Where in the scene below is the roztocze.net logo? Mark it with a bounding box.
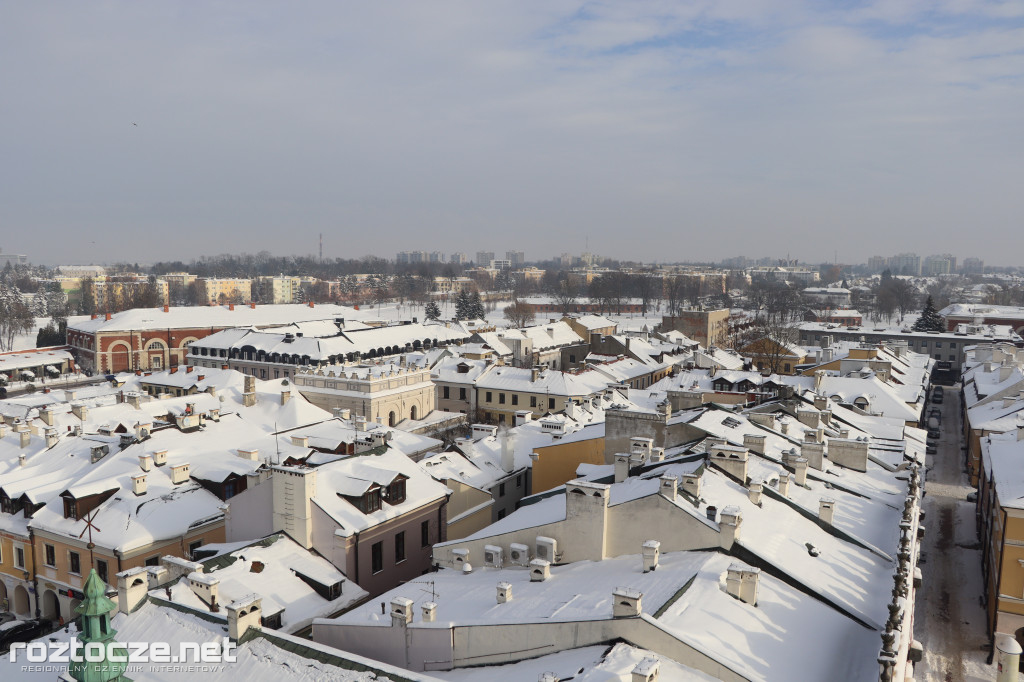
[9,637,238,664]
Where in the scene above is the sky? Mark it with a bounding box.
[2,1,1024,266]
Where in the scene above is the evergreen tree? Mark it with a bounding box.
[425,301,441,321]
[469,291,485,319]
[912,296,945,332]
[454,290,470,320]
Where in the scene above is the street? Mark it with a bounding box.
[914,385,994,681]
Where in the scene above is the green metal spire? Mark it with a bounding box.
[69,569,130,682]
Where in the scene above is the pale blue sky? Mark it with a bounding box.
[2,1,1023,265]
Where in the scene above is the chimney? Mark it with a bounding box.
[813,395,827,410]
[496,582,512,604]
[719,506,742,548]
[1000,365,1014,383]
[152,449,168,466]
[355,417,368,432]
[421,602,437,623]
[742,434,766,454]
[531,367,539,382]
[237,448,259,461]
[39,407,54,426]
[170,462,190,484]
[679,473,700,499]
[779,420,790,435]
[226,596,262,641]
[91,313,98,320]
[659,474,678,500]
[186,366,193,373]
[280,391,292,406]
[819,498,836,525]
[514,410,533,426]
[642,540,660,573]
[649,447,665,462]
[163,304,169,312]
[116,567,150,615]
[19,430,31,448]
[631,658,660,682]
[105,312,112,321]
[612,587,642,618]
[71,403,89,421]
[228,304,234,311]
[132,473,148,496]
[250,302,256,309]
[127,393,142,409]
[500,429,515,473]
[614,453,631,483]
[271,466,318,549]
[777,472,791,498]
[802,442,824,471]
[725,563,760,605]
[139,454,153,471]
[709,445,749,483]
[390,597,413,627]
[530,559,551,582]
[18,453,26,467]
[290,435,309,448]
[45,428,59,448]
[748,479,763,506]
[792,456,808,486]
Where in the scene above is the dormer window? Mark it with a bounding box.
[359,488,382,514]
[64,497,79,520]
[387,478,407,505]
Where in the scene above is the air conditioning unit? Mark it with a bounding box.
[483,545,503,568]
[536,536,557,563]
[509,543,530,567]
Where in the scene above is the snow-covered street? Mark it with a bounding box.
[915,385,997,681]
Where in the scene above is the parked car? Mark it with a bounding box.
[926,445,937,455]
[0,619,52,653]
[927,429,940,440]
[928,408,942,422]
[933,393,944,404]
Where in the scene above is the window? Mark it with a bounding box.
[548,398,555,409]
[486,391,493,403]
[15,547,25,569]
[949,355,956,361]
[63,497,78,521]
[935,342,942,348]
[512,394,518,406]
[442,386,450,399]
[371,541,383,574]
[516,474,522,488]
[530,396,537,408]
[97,559,108,583]
[387,479,406,505]
[395,531,406,563]
[499,393,506,404]
[459,387,467,400]
[361,488,383,513]
[569,354,576,363]
[69,551,81,575]
[498,483,506,497]
[44,544,56,567]
[145,556,160,567]
[497,509,506,520]
[421,520,430,547]
[189,540,203,558]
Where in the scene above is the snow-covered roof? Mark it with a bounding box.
[70,303,367,334]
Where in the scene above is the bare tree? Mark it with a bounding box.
[503,300,536,328]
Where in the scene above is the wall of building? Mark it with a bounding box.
[531,434,606,493]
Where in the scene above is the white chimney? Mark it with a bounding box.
[500,429,515,473]
[642,540,660,573]
[614,453,631,483]
[496,581,512,604]
[152,449,168,466]
[132,474,148,496]
[819,498,836,526]
[19,430,31,448]
[237,448,259,460]
[612,587,642,618]
[281,391,292,406]
[139,454,153,471]
[290,435,309,448]
[530,559,551,582]
[170,462,190,485]
[792,456,808,486]
[39,407,55,426]
[18,453,26,467]
[421,602,437,623]
[748,479,763,506]
[777,472,791,498]
[680,473,700,499]
[44,428,59,448]
[116,567,150,615]
[726,563,761,605]
[226,596,262,641]
[390,597,413,627]
[719,506,742,548]
[659,474,678,501]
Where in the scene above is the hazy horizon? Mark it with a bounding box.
[2,2,1023,265]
